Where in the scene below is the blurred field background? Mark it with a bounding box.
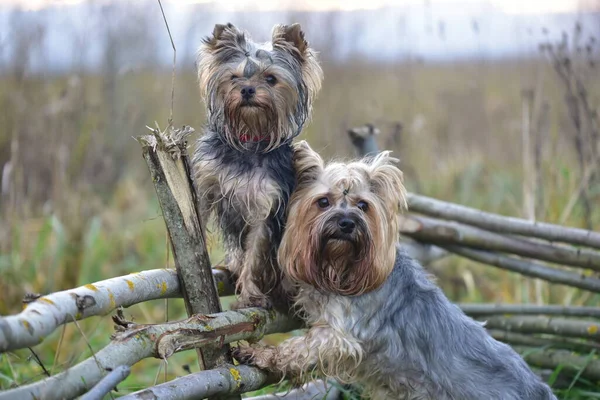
[0,0,599,397]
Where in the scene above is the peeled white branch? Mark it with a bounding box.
[407,193,600,249]
[0,268,234,353]
[0,308,300,400]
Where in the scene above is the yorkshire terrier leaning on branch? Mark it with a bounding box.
[192,23,322,310]
[234,141,557,400]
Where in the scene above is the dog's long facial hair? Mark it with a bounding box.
[193,24,322,310]
[197,23,322,152]
[280,141,404,297]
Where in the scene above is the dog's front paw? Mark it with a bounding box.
[232,345,257,365]
[232,344,277,370]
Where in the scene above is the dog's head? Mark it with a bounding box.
[197,23,323,152]
[278,141,407,296]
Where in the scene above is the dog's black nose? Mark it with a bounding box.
[241,86,256,100]
[338,218,356,234]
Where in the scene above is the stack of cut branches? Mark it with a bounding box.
[399,198,600,382]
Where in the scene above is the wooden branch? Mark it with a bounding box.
[481,316,600,340]
[0,308,300,400]
[407,193,600,249]
[489,330,600,354]
[0,268,234,353]
[139,124,232,374]
[0,245,437,353]
[80,365,130,400]
[513,346,600,381]
[245,381,342,400]
[399,237,449,265]
[347,124,380,157]
[460,303,600,319]
[400,214,600,271]
[441,245,600,293]
[119,365,273,400]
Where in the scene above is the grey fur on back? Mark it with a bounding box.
[306,246,557,399]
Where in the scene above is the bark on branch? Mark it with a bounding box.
[0,245,437,354]
[514,346,600,382]
[0,268,233,353]
[407,193,600,249]
[400,214,600,271]
[0,308,300,400]
[80,365,131,400]
[139,124,231,373]
[481,315,600,340]
[441,245,600,293]
[245,380,342,400]
[119,365,274,400]
[489,330,600,354]
[460,303,600,319]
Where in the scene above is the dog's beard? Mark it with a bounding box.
[306,220,376,296]
[222,92,291,152]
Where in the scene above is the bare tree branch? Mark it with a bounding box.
[0,243,440,355]
[119,365,274,400]
[441,245,600,293]
[399,237,449,265]
[245,380,342,400]
[460,303,600,319]
[514,346,600,381]
[140,124,233,373]
[0,268,234,353]
[80,365,130,400]
[407,193,600,249]
[481,316,600,340]
[0,268,177,352]
[400,214,600,271]
[0,308,300,400]
[489,330,600,354]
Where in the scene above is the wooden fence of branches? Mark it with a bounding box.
[1,124,600,399]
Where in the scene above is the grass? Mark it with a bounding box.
[1,54,599,398]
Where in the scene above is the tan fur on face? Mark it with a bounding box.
[278,140,407,296]
[196,23,323,152]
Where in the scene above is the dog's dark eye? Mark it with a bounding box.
[357,200,369,212]
[316,197,330,209]
[231,75,238,81]
[265,75,277,85]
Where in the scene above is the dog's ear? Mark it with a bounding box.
[293,140,323,186]
[272,23,309,62]
[367,151,408,213]
[202,23,246,52]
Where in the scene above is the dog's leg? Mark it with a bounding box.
[231,222,273,309]
[233,325,363,381]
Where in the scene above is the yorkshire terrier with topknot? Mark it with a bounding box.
[234,141,556,399]
[193,24,322,310]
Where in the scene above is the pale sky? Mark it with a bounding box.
[0,0,586,14]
